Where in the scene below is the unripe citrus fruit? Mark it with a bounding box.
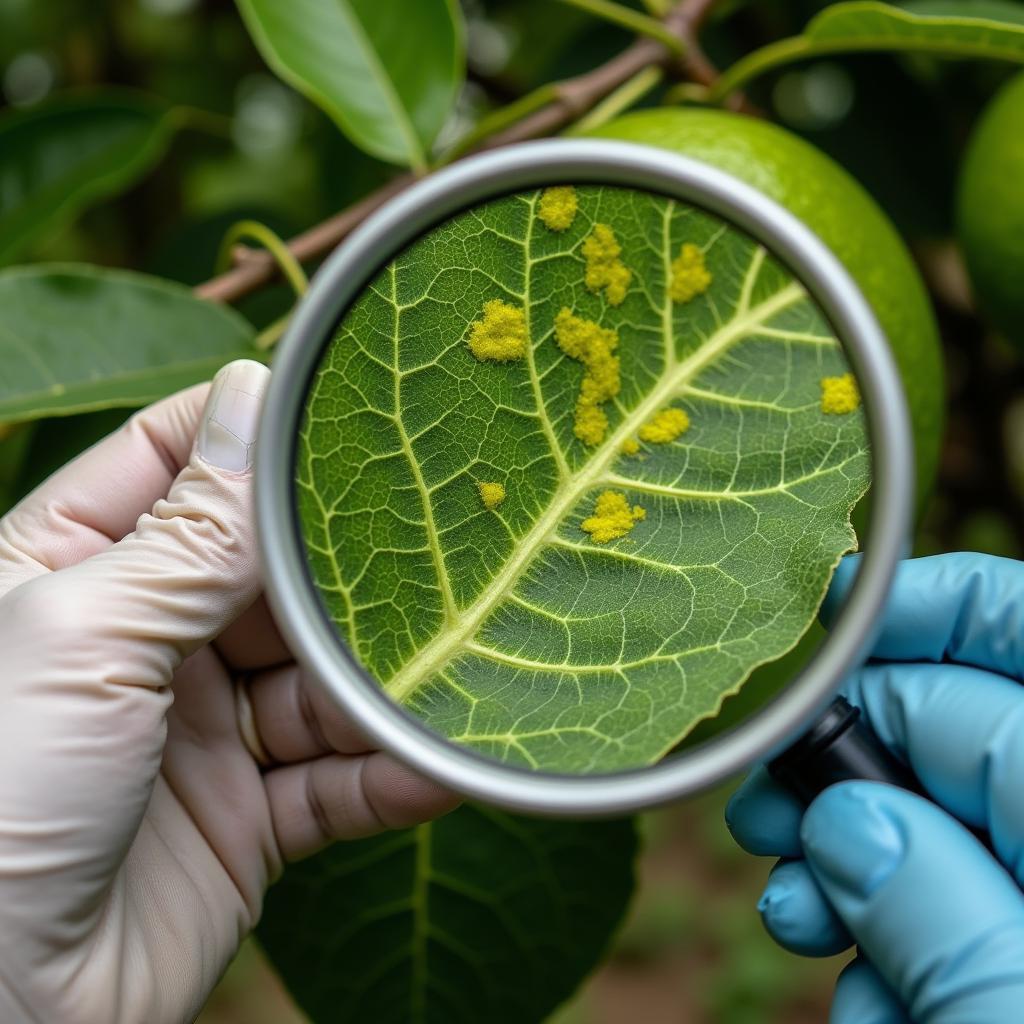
[587,108,945,506]
[957,71,1024,348]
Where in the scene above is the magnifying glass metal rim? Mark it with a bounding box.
[256,138,914,818]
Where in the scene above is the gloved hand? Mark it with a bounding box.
[727,552,1024,1023]
[0,361,458,1024]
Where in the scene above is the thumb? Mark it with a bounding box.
[53,358,270,687]
[803,782,1024,1023]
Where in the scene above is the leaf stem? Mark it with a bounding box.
[662,80,712,104]
[443,84,560,162]
[254,313,291,351]
[175,105,234,139]
[215,220,309,298]
[567,65,665,134]
[706,35,814,101]
[558,0,686,54]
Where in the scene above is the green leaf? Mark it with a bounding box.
[257,807,637,1023]
[0,423,34,516]
[0,92,178,263]
[0,264,258,425]
[296,185,870,772]
[235,0,464,170]
[709,1,1024,101]
[901,0,1024,25]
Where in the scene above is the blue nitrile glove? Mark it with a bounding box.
[726,552,1024,1024]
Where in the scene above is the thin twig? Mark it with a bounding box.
[567,66,665,135]
[193,0,709,306]
[194,175,412,303]
[216,220,309,297]
[558,0,686,54]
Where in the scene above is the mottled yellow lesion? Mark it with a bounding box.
[820,373,860,415]
[477,481,506,510]
[670,243,712,304]
[583,224,632,306]
[621,437,640,456]
[639,407,690,444]
[538,186,577,232]
[554,308,620,446]
[581,490,646,543]
[467,299,527,362]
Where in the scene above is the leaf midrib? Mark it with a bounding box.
[335,0,427,169]
[384,260,805,704]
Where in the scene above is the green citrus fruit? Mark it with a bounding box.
[957,71,1024,348]
[587,108,945,507]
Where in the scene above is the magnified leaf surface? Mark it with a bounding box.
[296,185,870,772]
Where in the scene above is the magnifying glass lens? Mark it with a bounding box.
[292,177,871,781]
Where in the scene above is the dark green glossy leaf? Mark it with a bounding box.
[0,424,34,516]
[236,0,464,170]
[710,1,1024,100]
[0,92,178,263]
[0,264,258,425]
[258,807,637,1023]
[901,0,1024,24]
[296,185,870,773]
[811,0,1024,49]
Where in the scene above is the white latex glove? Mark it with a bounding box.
[0,360,458,1024]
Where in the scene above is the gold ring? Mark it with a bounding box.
[234,675,275,769]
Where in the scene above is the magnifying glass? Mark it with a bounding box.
[256,139,916,818]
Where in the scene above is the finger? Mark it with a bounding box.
[725,766,805,857]
[5,359,270,692]
[848,661,1024,884]
[823,552,1024,679]
[0,382,208,597]
[265,751,461,860]
[759,859,852,957]
[216,593,291,671]
[163,646,277,914]
[830,959,909,1024]
[247,664,372,763]
[803,782,1024,1024]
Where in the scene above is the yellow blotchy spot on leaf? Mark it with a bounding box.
[477,481,506,510]
[820,373,860,415]
[554,308,620,446]
[583,224,632,306]
[670,243,712,304]
[621,437,640,456]
[468,299,527,362]
[581,490,646,543]
[538,186,577,232]
[639,407,690,444]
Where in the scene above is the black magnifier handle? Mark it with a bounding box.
[768,695,923,805]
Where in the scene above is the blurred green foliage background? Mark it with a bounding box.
[4,0,1024,1020]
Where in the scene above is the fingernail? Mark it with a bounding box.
[757,878,789,917]
[801,783,905,900]
[197,360,270,472]
[757,860,801,924]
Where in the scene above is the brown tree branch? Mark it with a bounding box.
[194,0,717,306]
